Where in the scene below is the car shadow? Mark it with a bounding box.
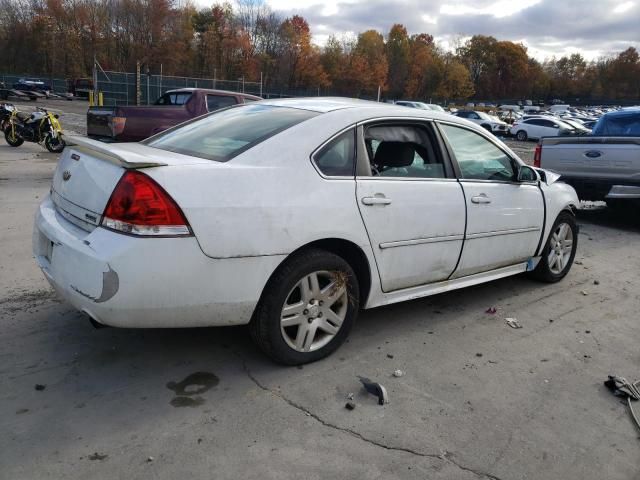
[576,203,640,233]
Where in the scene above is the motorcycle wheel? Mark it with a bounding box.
[45,134,65,153]
[4,127,24,147]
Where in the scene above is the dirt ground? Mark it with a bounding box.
[1,116,639,480]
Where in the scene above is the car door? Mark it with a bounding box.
[539,119,560,137]
[356,121,466,292]
[438,123,544,278]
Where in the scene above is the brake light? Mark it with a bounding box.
[533,144,542,168]
[110,116,126,136]
[101,171,191,236]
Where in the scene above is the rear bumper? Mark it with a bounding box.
[33,196,285,328]
[558,176,640,201]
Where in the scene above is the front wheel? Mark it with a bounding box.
[250,249,360,365]
[516,130,528,141]
[4,127,23,147]
[530,211,578,283]
[45,134,65,153]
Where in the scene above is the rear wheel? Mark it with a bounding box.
[4,127,23,147]
[530,211,578,283]
[250,249,359,365]
[516,130,528,141]
[45,134,65,153]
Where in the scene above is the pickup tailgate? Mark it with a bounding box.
[539,137,640,183]
[87,106,116,139]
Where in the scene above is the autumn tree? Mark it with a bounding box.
[386,24,410,98]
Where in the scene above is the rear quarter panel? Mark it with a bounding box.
[145,111,374,260]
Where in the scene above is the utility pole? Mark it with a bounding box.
[377,85,381,102]
[260,71,263,97]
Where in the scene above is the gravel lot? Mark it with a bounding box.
[1,111,639,479]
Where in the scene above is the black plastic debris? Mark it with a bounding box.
[358,377,389,405]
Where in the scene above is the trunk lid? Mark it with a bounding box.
[52,136,212,232]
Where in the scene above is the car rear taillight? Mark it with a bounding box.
[101,171,191,236]
[110,116,126,136]
[533,144,542,168]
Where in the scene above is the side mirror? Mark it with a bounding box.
[518,165,540,183]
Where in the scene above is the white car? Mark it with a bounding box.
[453,110,509,135]
[33,99,579,364]
[395,101,445,112]
[510,117,582,141]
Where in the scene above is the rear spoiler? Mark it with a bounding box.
[64,135,168,168]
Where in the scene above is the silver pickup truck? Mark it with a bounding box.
[535,109,640,207]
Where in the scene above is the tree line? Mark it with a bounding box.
[1,0,639,102]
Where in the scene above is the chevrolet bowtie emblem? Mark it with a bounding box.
[62,170,71,181]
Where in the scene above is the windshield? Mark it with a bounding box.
[145,104,319,162]
[476,112,492,120]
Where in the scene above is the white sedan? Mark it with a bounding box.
[34,99,579,364]
[510,117,580,141]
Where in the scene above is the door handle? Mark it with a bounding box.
[471,194,491,204]
[361,195,392,206]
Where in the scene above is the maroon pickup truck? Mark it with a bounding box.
[87,88,261,142]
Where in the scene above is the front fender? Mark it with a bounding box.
[540,180,579,250]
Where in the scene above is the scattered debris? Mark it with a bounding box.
[575,260,584,265]
[34,384,46,391]
[387,354,394,359]
[581,290,589,296]
[584,355,591,359]
[475,353,483,357]
[544,379,549,383]
[346,393,354,401]
[358,377,389,405]
[585,330,591,334]
[505,318,522,329]
[594,280,600,285]
[604,375,640,431]
[147,456,154,462]
[345,401,356,410]
[88,452,108,461]
[549,319,554,323]
[197,438,203,444]
[393,369,404,378]
[485,307,497,314]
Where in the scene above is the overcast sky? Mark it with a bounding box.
[260,0,639,61]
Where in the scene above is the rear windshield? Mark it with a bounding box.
[144,104,319,162]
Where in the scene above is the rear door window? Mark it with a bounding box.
[145,104,318,162]
[207,95,238,112]
[363,123,448,179]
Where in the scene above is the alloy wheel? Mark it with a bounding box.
[547,222,573,274]
[280,270,349,353]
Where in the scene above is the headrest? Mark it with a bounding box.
[374,142,415,168]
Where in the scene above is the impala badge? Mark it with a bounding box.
[62,170,71,181]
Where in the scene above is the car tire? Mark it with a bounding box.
[250,248,360,365]
[530,211,578,283]
[516,130,528,141]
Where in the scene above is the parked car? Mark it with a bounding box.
[35,98,579,364]
[87,88,261,142]
[510,117,580,141]
[558,118,592,135]
[453,110,509,134]
[395,101,444,112]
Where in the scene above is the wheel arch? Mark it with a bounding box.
[261,238,372,309]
